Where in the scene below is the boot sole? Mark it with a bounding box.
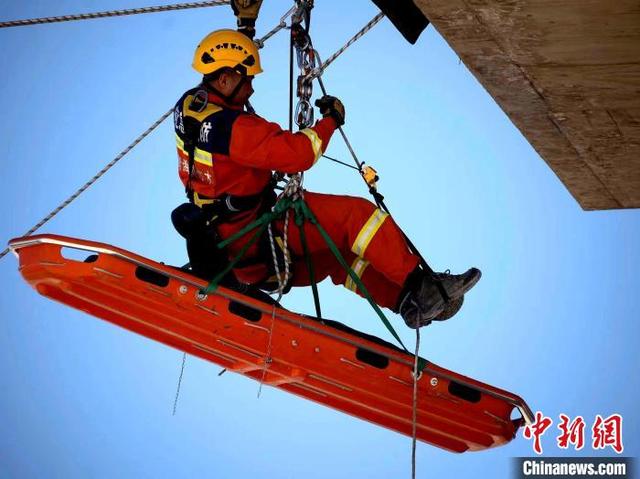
[433,295,464,321]
[402,269,481,327]
[443,268,482,301]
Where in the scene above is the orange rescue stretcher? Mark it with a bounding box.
[9,234,533,453]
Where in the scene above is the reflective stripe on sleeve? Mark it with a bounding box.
[351,209,389,257]
[345,257,370,292]
[299,128,323,164]
[194,147,213,166]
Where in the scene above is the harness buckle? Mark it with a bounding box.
[189,89,209,113]
[193,191,216,208]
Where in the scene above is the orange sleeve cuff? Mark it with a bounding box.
[312,116,338,153]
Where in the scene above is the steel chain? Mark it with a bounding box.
[291,1,316,129]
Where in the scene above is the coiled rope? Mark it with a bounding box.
[257,175,301,398]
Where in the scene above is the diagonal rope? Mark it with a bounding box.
[310,12,384,79]
[254,4,296,49]
[0,1,229,29]
[0,108,172,260]
[321,154,359,171]
[309,14,385,172]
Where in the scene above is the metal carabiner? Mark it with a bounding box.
[297,76,313,99]
[295,100,314,128]
[300,48,317,72]
[291,0,314,27]
[296,47,306,70]
[302,50,323,83]
[292,24,311,56]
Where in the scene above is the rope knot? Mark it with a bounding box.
[282,173,304,201]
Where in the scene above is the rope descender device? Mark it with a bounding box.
[361,165,379,189]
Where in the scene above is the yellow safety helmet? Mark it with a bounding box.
[192,29,263,77]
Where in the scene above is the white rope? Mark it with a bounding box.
[254,4,297,49]
[308,12,385,81]
[172,352,187,415]
[0,1,229,29]
[0,108,173,260]
[411,328,421,479]
[257,174,302,398]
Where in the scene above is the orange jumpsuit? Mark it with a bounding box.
[174,87,420,310]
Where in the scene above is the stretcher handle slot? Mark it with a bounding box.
[229,301,262,323]
[448,381,482,403]
[135,266,170,287]
[355,348,389,369]
[61,246,97,263]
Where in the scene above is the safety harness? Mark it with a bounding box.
[172,84,279,284]
[180,86,267,216]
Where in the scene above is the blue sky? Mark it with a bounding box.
[0,1,638,478]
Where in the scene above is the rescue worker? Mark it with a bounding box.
[172,2,481,328]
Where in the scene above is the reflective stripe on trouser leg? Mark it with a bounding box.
[351,208,389,257]
[345,257,370,292]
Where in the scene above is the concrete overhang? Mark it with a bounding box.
[413,0,640,210]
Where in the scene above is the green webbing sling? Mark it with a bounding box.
[295,207,322,319]
[202,196,294,294]
[202,195,426,370]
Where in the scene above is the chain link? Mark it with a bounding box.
[290,2,316,129]
[0,1,229,29]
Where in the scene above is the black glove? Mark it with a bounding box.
[231,0,263,39]
[315,95,345,127]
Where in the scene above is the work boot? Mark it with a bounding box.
[399,268,481,329]
[434,295,464,322]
